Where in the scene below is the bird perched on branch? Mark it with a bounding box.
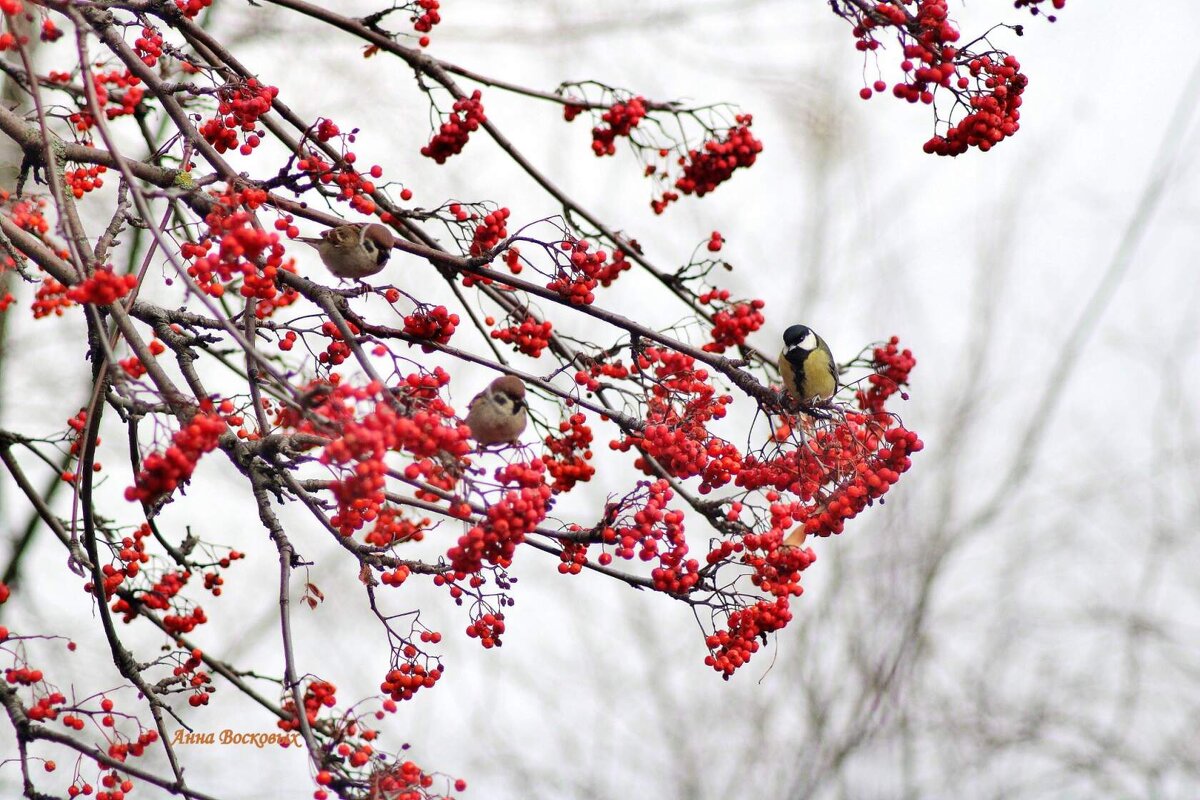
[465,375,528,446]
[298,223,395,280]
[779,324,838,405]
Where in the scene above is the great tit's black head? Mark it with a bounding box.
[783,324,818,354]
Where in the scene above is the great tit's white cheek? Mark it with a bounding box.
[798,332,817,351]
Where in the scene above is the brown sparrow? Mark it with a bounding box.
[297,223,395,280]
[465,376,527,446]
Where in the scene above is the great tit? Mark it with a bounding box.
[779,324,838,404]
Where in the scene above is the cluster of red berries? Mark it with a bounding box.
[133,25,163,66]
[410,0,441,47]
[490,313,553,358]
[589,96,647,156]
[117,336,162,377]
[543,412,595,492]
[108,550,185,617]
[924,55,1026,155]
[547,238,611,305]
[294,150,381,215]
[469,207,509,257]
[6,665,45,687]
[66,164,107,198]
[2,192,50,236]
[465,611,505,648]
[602,480,701,594]
[561,101,585,122]
[316,378,471,537]
[356,760,465,800]
[175,0,213,19]
[35,692,75,725]
[501,246,523,273]
[857,336,916,415]
[739,525,817,596]
[420,90,486,164]
[706,596,792,678]
[317,319,353,366]
[557,541,588,575]
[67,267,137,306]
[403,305,460,350]
[297,150,332,180]
[124,413,226,505]
[279,679,338,733]
[596,248,632,287]
[163,605,208,637]
[699,289,766,354]
[183,188,298,315]
[692,337,923,675]
[613,347,737,492]
[314,117,341,142]
[805,420,922,538]
[321,724,383,775]
[170,648,213,707]
[102,69,145,123]
[369,510,431,550]
[32,278,72,318]
[66,69,144,131]
[380,660,442,703]
[66,409,96,457]
[446,460,552,574]
[40,17,61,42]
[848,1,1028,155]
[106,726,160,768]
[199,78,277,156]
[99,772,139,800]
[572,358,627,394]
[667,116,762,210]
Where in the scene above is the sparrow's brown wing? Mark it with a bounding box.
[324,225,360,247]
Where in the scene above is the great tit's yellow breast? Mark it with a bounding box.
[778,352,798,399]
[801,349,837,401]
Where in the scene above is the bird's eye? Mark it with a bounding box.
[363,241,376,254]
